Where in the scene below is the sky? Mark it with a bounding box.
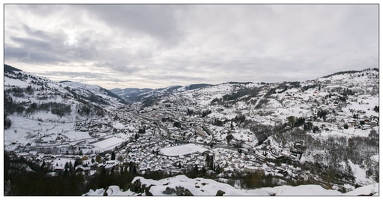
[4,4,379,89]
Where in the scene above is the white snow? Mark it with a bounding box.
[370,154,379,162]
[160,144,208,156]
[4,76,30,87]
[84,175,379,196]
[348,160,374,185]
[344,183,379,196]
[92,137,125,151]
[112,122,125,129]
[269,184,341,195]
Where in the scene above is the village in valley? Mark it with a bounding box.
[4,66,379,195]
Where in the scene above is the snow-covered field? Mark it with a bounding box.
[160,144,208,156]
[84,175,379,196]
[3,115,93,146]
[4,76,30,87]
[92,137,125,151]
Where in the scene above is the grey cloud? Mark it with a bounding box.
[6,24,101,65]
[81,5,184,46]
[6,43,63,65]
[37,71,128,83]
[143,74,206,82]
[22,24,58,41]
[5,22,152,77]
[38,71,105,78]
[95,60,140,74]
[14,4,69,17]
[11,36,53,50]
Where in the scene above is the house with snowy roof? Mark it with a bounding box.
[75,165,90,172]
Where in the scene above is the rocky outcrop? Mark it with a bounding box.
[163,187,176,195]
[216,190,225,196]
[162,186,193,196]
[129,179,143,193]
[128,179,153,196]
[176,186,193,196]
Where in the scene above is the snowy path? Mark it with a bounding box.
[254,93,266,108]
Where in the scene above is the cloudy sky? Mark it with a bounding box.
[4,4,378,89]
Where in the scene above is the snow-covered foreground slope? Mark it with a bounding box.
[84,175,379,196]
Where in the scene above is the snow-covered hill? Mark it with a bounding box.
[4,64,126,120]
[127,68,379,188]
[84,175,379,196]
[4,64,127,146]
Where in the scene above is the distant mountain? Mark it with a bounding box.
[59,80,127,104]
[110,68,379,110]
[138,68,378,109]
[110,83,214,105]
[180,84,214,91]
[110,88,153,102]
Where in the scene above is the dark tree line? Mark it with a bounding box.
[77,105,91,116]
[248,123,277,145]
[25,102,72,117]
[4,153,166,196]
[240,170,279,189]
[294,117,305,127]
[4,153,85,195]
[221,87,262,103]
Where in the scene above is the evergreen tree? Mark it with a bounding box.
[194,164,199,174]
[99,167,107,189]
[205,154,210,166]
[108,166,115,186]
[111,152,116,160]
[41,161,46,171]
[64,162,69,171]
[344,123,349,129]
[209,155,214,170]
[63,168,69,177]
